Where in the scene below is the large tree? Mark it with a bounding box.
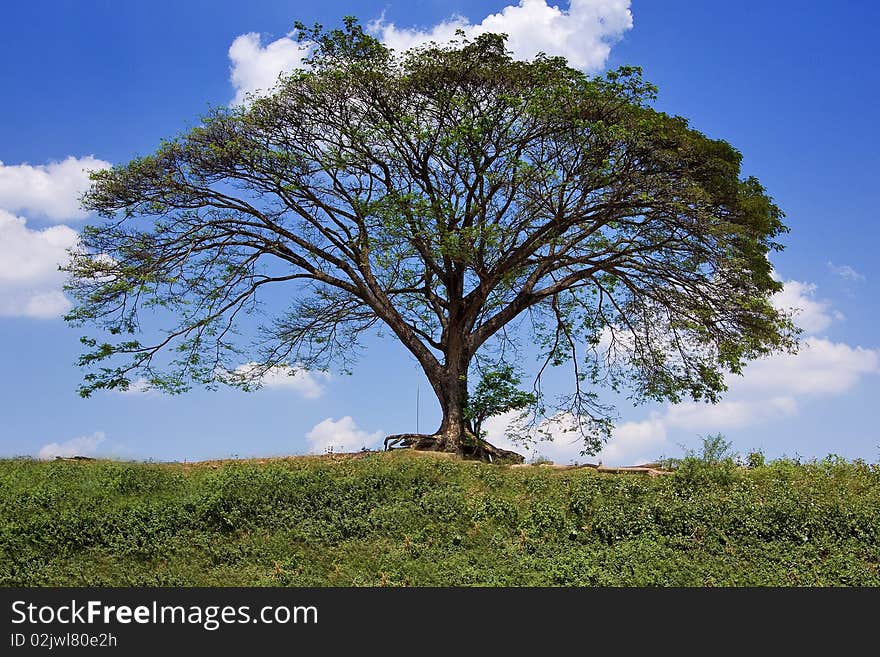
[66,19,795,461]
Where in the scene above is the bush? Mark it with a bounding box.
[1,450,878,586]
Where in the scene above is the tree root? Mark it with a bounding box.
[384,433,526,464]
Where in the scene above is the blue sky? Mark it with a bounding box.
[1,1,878,465]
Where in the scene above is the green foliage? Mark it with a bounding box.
[691,433,736,463]
[1,452,878,586]
[465,365,537,439]
[747,450,767,469]
[663,434,740,487]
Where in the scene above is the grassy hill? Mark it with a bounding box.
[1,450,878,586]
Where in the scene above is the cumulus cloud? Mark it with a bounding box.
[651,336,879,447]
[482,411,534,456]
[38,431,106,460]
[0,209,78,318]
[0,156,110,222]
[598,418,667,465]
[484,278,879,465]
[228,32,312,105]
[305,416,383,453]
[771,278,837,335]
[370,0,632,70]
[223,363,330,399]
[664,397,799,432]
[0,156,111,317]
[484,411,666,466]
[229,1,633,103]
[730,337,879,398]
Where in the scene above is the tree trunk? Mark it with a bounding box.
[435,366,469,453]
[400,355,524,463]
[384,329,525,464]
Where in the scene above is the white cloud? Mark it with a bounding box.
[0,209,78,318]
[305,416,383,453]
[229,2,633,103]
[483,411,666,465]
[653,336,878,445]
[597,417,667,465]
[224,362,330,399]
[559,336,877,462]
[772,279,835,335]
[828,261,865,283]
[38,431,106,460]
[370,0,633,71]
[20,290,71,319]
[122,366,331,398]
[0,211,79,283]
[729,337,879,397]
[483,277,879,465]
[228,32,312,105]
[110,377,152,395]
[0,156,110,221]
[664,396,798,431]
[482,411,532,454]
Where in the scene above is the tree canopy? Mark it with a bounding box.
[66,18,796,459]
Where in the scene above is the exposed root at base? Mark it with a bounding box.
[384,433,525,464]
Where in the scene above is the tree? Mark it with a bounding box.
[65,18,796,461]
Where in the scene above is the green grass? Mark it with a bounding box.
[1,451,878,586]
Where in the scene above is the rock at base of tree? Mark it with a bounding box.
[384,433,525,464]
